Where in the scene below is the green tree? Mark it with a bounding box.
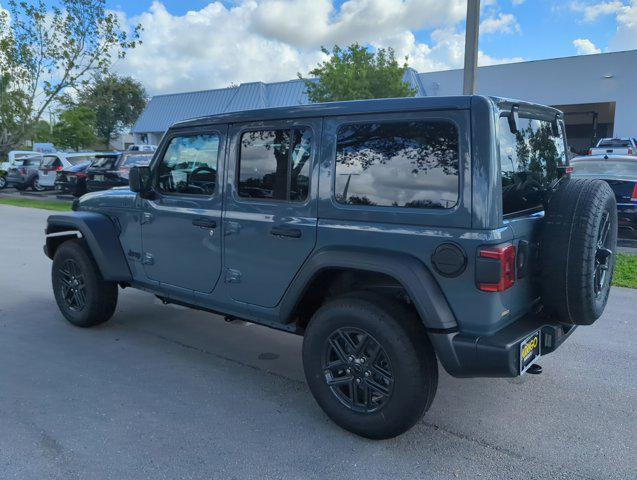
[31,119,54,143]
[0,0,141,156]
[74,74,147,146]
[52,106,97,151]
[0,74,29,152]
[299,44,416,103]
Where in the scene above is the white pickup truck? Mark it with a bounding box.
[589,137,637,156]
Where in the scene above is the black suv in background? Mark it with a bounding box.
[86,152,153,193]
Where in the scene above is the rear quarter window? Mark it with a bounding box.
[334,120,459,209]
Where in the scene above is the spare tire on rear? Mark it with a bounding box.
[540,177,617,325]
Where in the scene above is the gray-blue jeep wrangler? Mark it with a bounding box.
[44,96,617,439]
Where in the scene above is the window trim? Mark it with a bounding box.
[235,125,314,205]
[332,118,461,211]
[152,130,223,199]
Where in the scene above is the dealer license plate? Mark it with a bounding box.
[519,331,541,374]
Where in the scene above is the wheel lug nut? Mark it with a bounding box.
[348,356,354,362]
[355,378,361,384]
[364,371,370,377]
[346,368,351,374]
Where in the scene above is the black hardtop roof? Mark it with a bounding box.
[169,95,561,131]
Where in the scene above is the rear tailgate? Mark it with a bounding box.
[591,147,632,156]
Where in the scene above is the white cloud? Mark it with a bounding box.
[570,1,624,22]
[573,37,602,54]
[511,0,526,5]
[609,0,637,49]
[480,13,521,34]
[112,0,525,95]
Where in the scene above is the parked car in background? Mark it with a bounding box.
[589,137,637,156]
[572,154,637,238]
[54,160,96,197]
[38,152,99,191]
[1,150,44,173]
[6,156,44,190]
[127,144,157,152]
[86,152,154,192]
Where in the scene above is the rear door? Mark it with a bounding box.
[39,155,63,186]
[223,119,319,307]
[141,127,226,293]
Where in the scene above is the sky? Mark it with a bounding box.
[9,1,637,96]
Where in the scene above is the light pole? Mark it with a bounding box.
[463,0,481,95]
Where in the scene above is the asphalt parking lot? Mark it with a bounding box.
[0,204,635,480]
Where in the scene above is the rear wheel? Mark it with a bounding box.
[303,293,438,439]
[32,177,46,191]
[52,239,118,327]
[0,175,6,189]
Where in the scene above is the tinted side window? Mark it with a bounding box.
[498,115,566,215]
[335,121,459,209]
[238,128,311,201]
[157,134,220,196]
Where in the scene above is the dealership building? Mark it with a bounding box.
[133,49,636,154]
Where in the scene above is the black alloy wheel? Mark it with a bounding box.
[58,258,87,311]
[322,327,394,414]
[594,211,613,296]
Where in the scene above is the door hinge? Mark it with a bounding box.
[141,212,154,224]
[225,268,242,283]
[141,252,154,265]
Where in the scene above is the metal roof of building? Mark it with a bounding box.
[132,71,428,134]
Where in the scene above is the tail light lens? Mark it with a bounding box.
[476,244,516,292]
[75,173,86,179]
[56,165,63,171]
[631,183,637,202]
[587,149,592,155]
[628,148,634,156]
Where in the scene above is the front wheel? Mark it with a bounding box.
[0,176,6,189]
[52,239,118,327]
[303,293,438,439]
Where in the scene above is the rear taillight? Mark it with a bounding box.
[587,149,593,155]
[56,165,63,171]
[631,183,637,202]
[477,244,516,292]
[628,148,634,156]
[75,173,86,179]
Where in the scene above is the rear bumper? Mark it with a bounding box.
[617,204,637,238]
[430,312,577,378]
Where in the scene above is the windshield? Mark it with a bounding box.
[120,154,152,168]
[598,139,631,148]
[90,156,119,169]
[498,114,567,215]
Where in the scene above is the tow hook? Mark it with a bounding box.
[527,364,542,375]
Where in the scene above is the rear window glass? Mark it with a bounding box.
[238,128,311,201]
[19,157,42,166]
[91,156,119,169]
[121,154,152,168]
[67,155,95,166]
[42,156,61,168]
[598,139,631,147]
[498,115,567,215]
[572,159,637,176]
[334,121,459,209]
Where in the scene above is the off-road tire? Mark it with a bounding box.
[540,178,617,325]
[303,292,438,439]
[52,239,118,327]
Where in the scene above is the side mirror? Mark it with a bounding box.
[129,166,153,198]
[507,105,520,134]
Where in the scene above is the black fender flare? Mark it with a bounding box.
[279,248,458,330]
[45,212,132,282]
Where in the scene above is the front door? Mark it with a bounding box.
[141,127,226,293]
[223,119,320,307]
